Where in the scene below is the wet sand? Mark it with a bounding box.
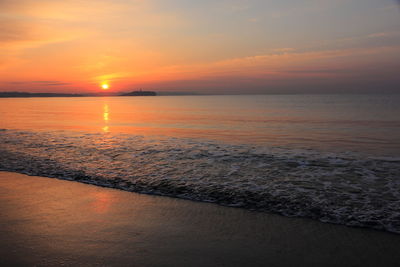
[1,171,399,267]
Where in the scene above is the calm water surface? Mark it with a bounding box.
[0,94,399,155]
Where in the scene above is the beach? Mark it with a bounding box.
[1,171,399,267]
[2,0,399,265]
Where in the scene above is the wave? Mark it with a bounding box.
[1,130,400,233]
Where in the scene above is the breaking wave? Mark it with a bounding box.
[1,129,400,233]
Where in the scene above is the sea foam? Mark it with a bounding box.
[1,130,399,233]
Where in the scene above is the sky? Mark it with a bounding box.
[0,0,399,94]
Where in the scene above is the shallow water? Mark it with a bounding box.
[0,94,399,232]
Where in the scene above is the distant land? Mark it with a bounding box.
[0,92,84,98]
[1,91,397,98]
[0,90,203,98]
[119,90,157,96]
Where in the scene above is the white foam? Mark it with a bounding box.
[0,129,400,233]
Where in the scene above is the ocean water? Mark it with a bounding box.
[1,94,400,232]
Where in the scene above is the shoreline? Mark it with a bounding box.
[1,171,399,266]
[2,158,400,235]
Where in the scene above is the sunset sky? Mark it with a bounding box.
[1,0,399,94]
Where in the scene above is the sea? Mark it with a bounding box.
[1,94,399,232]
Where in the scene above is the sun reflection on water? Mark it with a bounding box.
[103,103,109,132]
[103,104,109,122]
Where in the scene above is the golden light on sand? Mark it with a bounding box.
[101,84,109,90]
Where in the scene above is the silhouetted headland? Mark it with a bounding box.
[120,90,157,96]
[0,92,84,98]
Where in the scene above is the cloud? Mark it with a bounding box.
[0,16,87,51]
[7,80,73,86]
[0,0,399,93]
[32,81,73,86]
[0,17,34,43]
[129,44,400,91]
[367,31,400,39]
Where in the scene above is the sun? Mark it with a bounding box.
[101,84,109,90]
